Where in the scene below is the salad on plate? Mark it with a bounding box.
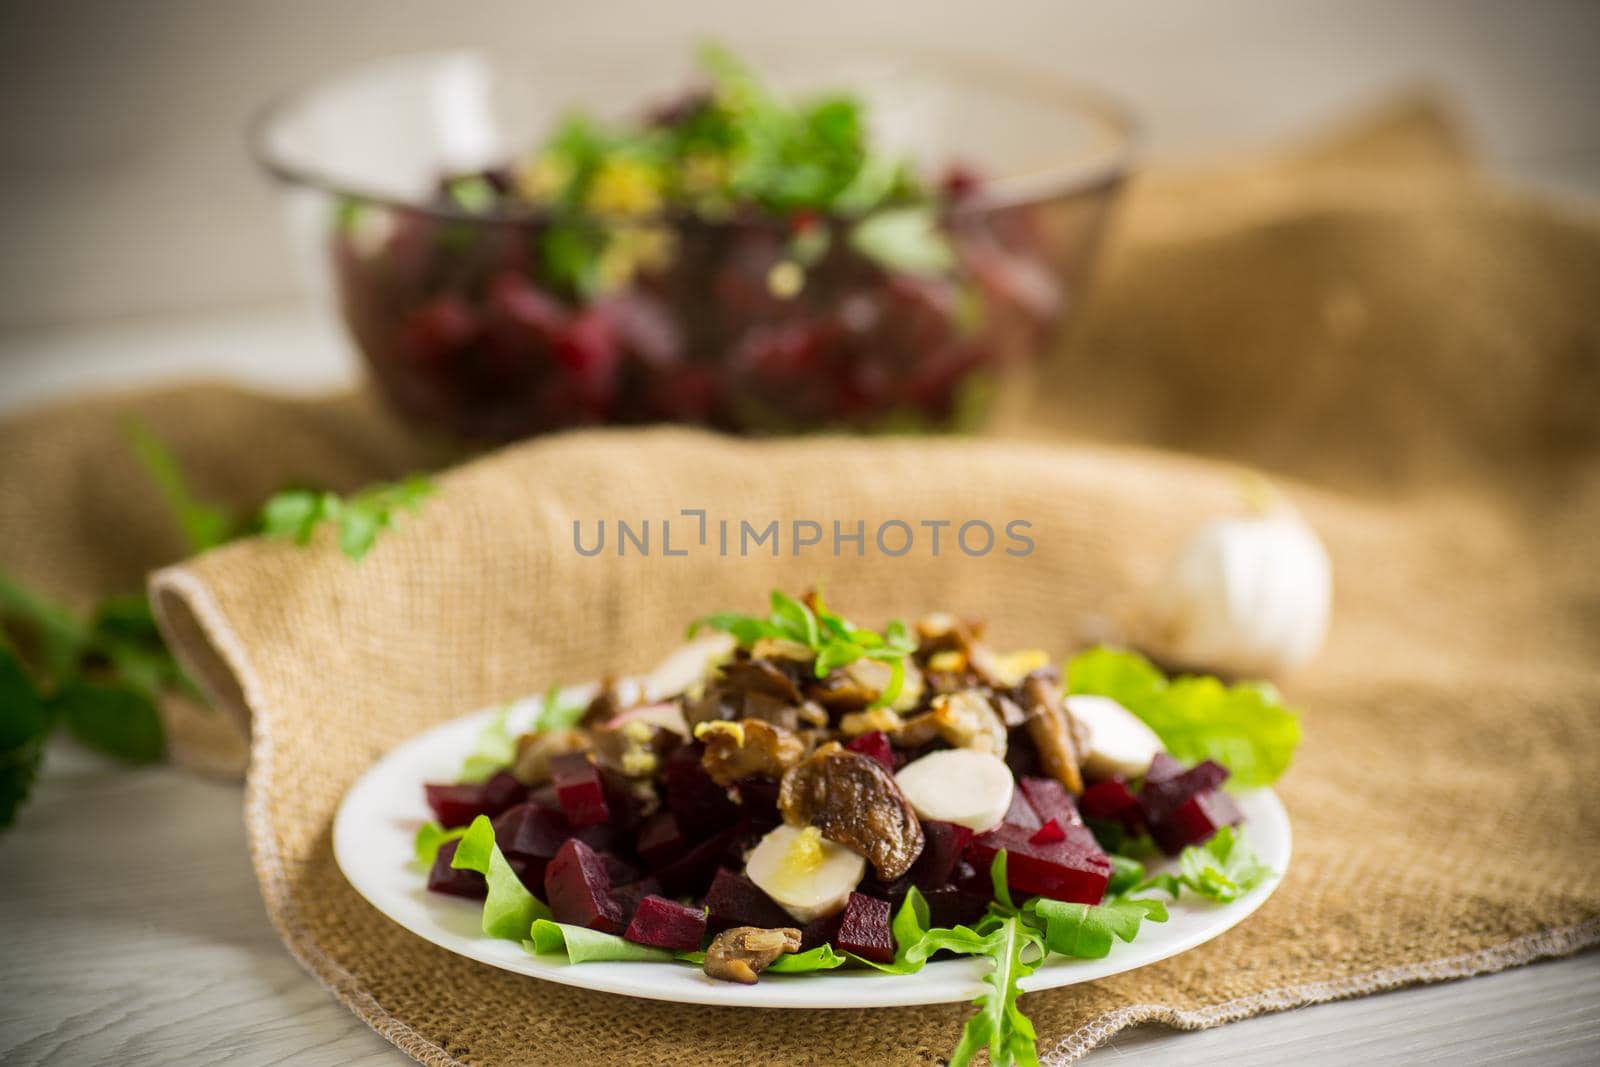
[409,591,1300,1066]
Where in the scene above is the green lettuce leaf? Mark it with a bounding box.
[459,705,516,783]
[1137,825,1274,903]
[1025,896,1168,960]
[1105,854,1146,897]
[450,815,551,938]
[1066,648,1302,787]
[767,943,848,973]
[526,920,676,963]
[413,821,468,868]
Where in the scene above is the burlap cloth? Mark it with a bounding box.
[3,99,1598,1063]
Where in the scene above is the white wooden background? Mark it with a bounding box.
[2,1,1598,1063]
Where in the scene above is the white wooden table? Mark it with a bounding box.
[1,307,1596,1065]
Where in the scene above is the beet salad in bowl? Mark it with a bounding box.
[253,45,1133,443]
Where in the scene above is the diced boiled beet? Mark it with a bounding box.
[1003,785,1042,830]
[529,783,561,813]
[950,858,989,897]
[1150,789,1243,855]
[481,770,528,814]
[1079,778,1143,830]
[427,839,487,899]
[544,838,623,933]
[733,777,781,824]
[704,867,794,932]
[493,802,570,861]
[1141,759,1230,825]
[1143,752,1185,785]
[610,877,662,925]
[1030,819,1067,845]
[857,873,911,911]
[908,821,974,889]
[655,820,750,898]
[922,884,989,929]
[829,892,894,963]
[967,820,1113,904]
[799,913,836,951]
[637,812,690,870]
[549,753,609,828]
[506,855,548,897]
[1018,777,1082,828]
[624,894,707,951]
[845,731,897,772]
[424,783,489,828]
[663,743,740,838]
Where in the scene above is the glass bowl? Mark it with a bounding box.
[253,48,1134,442]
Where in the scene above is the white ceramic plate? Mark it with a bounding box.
[334,688,1292,1009]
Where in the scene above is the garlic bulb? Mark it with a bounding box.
[1145,505,1332,677]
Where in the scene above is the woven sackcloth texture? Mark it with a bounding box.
[0,98,1595,1063]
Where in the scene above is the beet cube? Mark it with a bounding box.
[1150,789,1243,855]
[1141,759,1230,825]
[426,839,487,899]
[704,867,794,932]
[1080,778,1143,830]
[967,820,1113,904]
[845,731,897,772]
[1018,778,1082,829]
[663,743,740,837]
[1003,785,1042,830]
[610,877,663,925]
[481,770,529,815]
[529,783,562,814]
[600,768,644,833]
[655,820,749,898]
[549,753,609,829]
[922,885,990,930]
[637,811,690,870]
[493,802,570,861]
[424,783,489,828]
[624,894,707,952]
[908,821,974,889]
[828,892,894,963]
[544,838,623,933]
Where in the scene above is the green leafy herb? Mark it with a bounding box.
[0,645,52,830]
[259,475,435,561]
[413,821,468,868]
[1025,896,1168,960]
[1135,825,1274,904]
[947,914,1042,1067]
[989,849,1016,912]
[1066,648,1303,787]
[766,943,849,974]
[527,920,677,963]
[450,815,552,938]
[534,685,588,732]
[689,589,916,706]
[51,679,164,763]
[125,418,236,552]
[1106,853,1146,896]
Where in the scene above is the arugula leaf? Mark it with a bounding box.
[1136,825,1273,904]
[413,821,468,868]
[1106,853,1145,896]
[527,920,676,963]
[948,915,1042,1067]
[450,815,551,938]
[850,886,933,974]
[989,849,1016,912]
[1026,896,1168,960]
[258,475,435,561]
[534,685,588,732]
[1066,647,1302,787]
[124,418,236,552]
[766,943,848,973]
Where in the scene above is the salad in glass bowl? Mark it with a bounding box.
[409,591,1300,1065]
[254,46,1132,442]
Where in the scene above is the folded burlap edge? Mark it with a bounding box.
[149,561,1600,1066]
